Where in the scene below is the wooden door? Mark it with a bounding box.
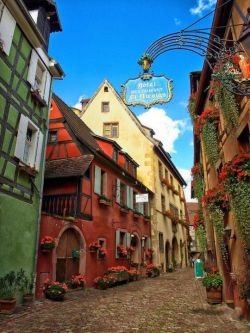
[56,229,80,282]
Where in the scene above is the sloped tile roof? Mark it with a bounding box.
[53,94,99,152]
[45,155,94,179]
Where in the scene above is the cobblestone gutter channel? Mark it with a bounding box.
[0,268,249,333]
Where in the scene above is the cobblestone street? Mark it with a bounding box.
[0,268,249,333]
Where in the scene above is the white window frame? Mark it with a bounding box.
[27,49,52,105]
[0,3,16,56]
[14,114,43,171]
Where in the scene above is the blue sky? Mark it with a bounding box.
[49,0,217,199]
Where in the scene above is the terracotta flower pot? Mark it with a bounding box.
[239,57,250,79]
[0,298,17,314]
[206,286,222,304]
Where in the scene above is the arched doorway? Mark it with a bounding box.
[165,241,171,271]
[130,234,141,264]
[172,237,179,268]
[56,228,84,282]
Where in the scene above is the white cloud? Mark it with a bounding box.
[190,0,216,16]
[178,168,197,203]
[189,140,194,146]
[73,95,87,110]
[138,107,187,154]
[174,18,181,26]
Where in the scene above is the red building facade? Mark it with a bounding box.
[36,95,152,297]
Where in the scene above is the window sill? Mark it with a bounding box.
[133,212,141,219]
[99,198,112,206]
[18,162,37,177]
[120,207,129,214]
[30,89,47,107]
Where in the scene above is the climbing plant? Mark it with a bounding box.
[219,154,250,251]
[194,108,219,165]
[193,212,207,252]
[191,164,204,203]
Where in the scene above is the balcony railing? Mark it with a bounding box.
[42,193,77,217]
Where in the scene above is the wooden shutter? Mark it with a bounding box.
[14,114,28,162]
[94,165,101,194]
[34,131,44,171]
[115,230,120,259]
[147,238,151,248]
[27,49,39,87]
[126,232,131,258]
[43,71,52,104]
[0,5,16,56]
[116,179,120,203]
[130,188,134,210]
[126,186,130,208]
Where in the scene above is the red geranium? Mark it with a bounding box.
[202,186,229,210]
[194,108,219,136]
[191,163,202,176]
[219,153,250,184]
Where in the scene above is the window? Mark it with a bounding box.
[97,239,106,260]
[161,195,165,213]
[27,49,51,105]
[170,204,178,218]
[159,232,164,253]
[125,158,129,170]
[238,125,250,153]
[115,230,130,258]
[14,114,43,171]
[170,175,173,186]
[164,169,168,179]
[94,165,107,197]
[48,130,58,143]
[0,4,16,56]
[112,148,118,162]
[103,123,119,138]
[158,161,163,179]
[102,102,110,112]
[104,86,109,92]
[180,210,183,220]
[116,179,133,209]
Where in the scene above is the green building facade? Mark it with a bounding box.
[0,0,63,278]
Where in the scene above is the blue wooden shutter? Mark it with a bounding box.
[94,165,101,194]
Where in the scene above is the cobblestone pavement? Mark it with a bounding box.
[0,268,250,333]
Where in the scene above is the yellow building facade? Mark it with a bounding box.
[78,80,188,270]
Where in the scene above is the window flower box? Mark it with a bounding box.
[120,205,129,214]
[106,266,129,283]
[98,247,108,259]
[98,195,112,206]
[117,245,128,257]
[89,241,100,253]
[30,88,47,107]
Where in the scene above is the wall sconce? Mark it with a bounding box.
[142,236,145,240]
[131,234,135,238]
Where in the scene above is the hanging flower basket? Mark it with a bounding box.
[89,241,100,253]
[40,236,56,252]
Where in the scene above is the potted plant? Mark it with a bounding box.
[145,264,160,278]
[72,249,80,258]
[43,279,68,301]
[20,272,34,305]
[89,241,100,253]
[202,272,223,304]
[40,236,56,252]
[98,247,108,259]
[117,245,128,257]
[0,270,23,314]
[67,274,86,289]
[106,266,129,283]
[93,275,117,290]
[128,269,140,281]
[239,279,250,305]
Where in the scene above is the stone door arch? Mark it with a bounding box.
[165,241,171,271]
[56,227,85,282]
[130,233,141,264]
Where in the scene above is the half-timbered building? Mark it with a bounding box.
[36,95,152,296]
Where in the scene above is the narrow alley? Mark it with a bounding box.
[0,269,249,333]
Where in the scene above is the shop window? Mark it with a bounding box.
[14,114,43,171]
[101,102,110,112]
[48,130,58,143]
[238,125,250,153]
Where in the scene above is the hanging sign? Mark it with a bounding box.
[122,74,173,109]
[135,193,149,203]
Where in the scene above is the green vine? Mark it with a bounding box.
[228,181,250,247]
[209,206,228,262]
[193,174,204,203]
[195,224,207,252]
[188,99,196,124]
[201,122,219,164]
[215,86,239,129]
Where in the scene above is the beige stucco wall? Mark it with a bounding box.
[80,80,188,270]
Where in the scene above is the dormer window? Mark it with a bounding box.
[48,130,58,143]
[112,148,118,162]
